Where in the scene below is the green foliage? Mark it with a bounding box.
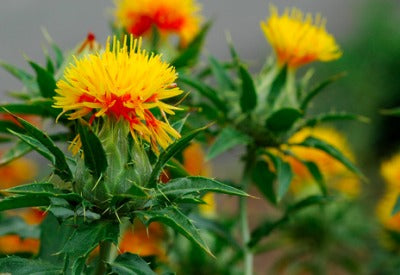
[110,253,156,275]
[29,61,57,98]
[239,64,257,113]
[0,256,62,275]
[207,127,250,160]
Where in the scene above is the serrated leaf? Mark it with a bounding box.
[29,61,57,98]
[0,256,62,275]
[78,123,108,179]
[207,127,250,160]
[179,75,228,113]
[158,176,247,199]
[136,206,212,256]
[61,220,119,263]
[172,22,211,68]
[300,72,346,111]
[263,151,293,201]
[239,64,257,113]
[8,117,72,181]
[209,56,235,91]
[148,126,206,187]
[0,195,50,211]
[5,182,81,202]
[266,108,302,132]
[268,65,287,106]
[110,253,156,275]
[252,161,276,204]
[392,195,400,216]
[294,137,364,179]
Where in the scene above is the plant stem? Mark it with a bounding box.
[240,145,256,275]
[94,241,113,275]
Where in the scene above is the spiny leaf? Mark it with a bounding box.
[0,256,62,275]
[148,126,207,187]
[209,55,235,91]
[136,206,212,256]
[158,176,248,199]
[0,195,50,211]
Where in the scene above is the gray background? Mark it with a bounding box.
[0,0,363,94]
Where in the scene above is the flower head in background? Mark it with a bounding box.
[114,0,202,47]
[0,152,37,189]
[261,6,342,68]
[376,154,400,233]
[287,127,360,197]
[53,36,182,152]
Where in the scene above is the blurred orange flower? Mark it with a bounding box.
[114,0,202,47]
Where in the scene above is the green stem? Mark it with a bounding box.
[94,241,113,275]
[240,145,256,275]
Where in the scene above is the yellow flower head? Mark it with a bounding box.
[53,36,183,152]
[376,190,400,232]
[261,6,342,68]
[288,127,360,197]
[114,0,202,47]
[381,154,400,189]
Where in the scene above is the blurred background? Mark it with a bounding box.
[1,0,400,273]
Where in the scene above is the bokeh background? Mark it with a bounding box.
[1,0,400,273]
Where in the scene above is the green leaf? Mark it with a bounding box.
[263,151,293,201]
[110,253,156,275]
[5,182,81,202]
[172,22,211,68]
[61,220,120,263]
[209,56,235,91]
[13,115,72,181]
[268,65,287,106]
[286,195,330,214]
[172,114,189,133]
[158,176,247,199]
[298,112,369,128]
[392,195,400,216]
[248,217,288,248]
[179,75,228,113]
[29,61,57,98]
[294,137,364,179]
[0,256,62,275]
[0,195,50,211]
[136,206,212,256]
[239,64,257,113]
[0,120,23,134]
[252,161,276,204]
[148,126,206,187]
[207,127,250,160]
[0,99,60,118]
[0,61,36,89]
[266,108,302,132]
[300,72,346,111]
[78,123,108,179]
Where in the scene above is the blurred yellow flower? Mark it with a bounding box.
[119,221,165,259]
[381,154,400,190]
[376,190,400,232]
[0,209,46,255]
[53,36,182,152]
[0,153,37,190]
[114,0,202,47]
[287,127,360,197]
[261,6,342,68]
[183,142,216,217]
